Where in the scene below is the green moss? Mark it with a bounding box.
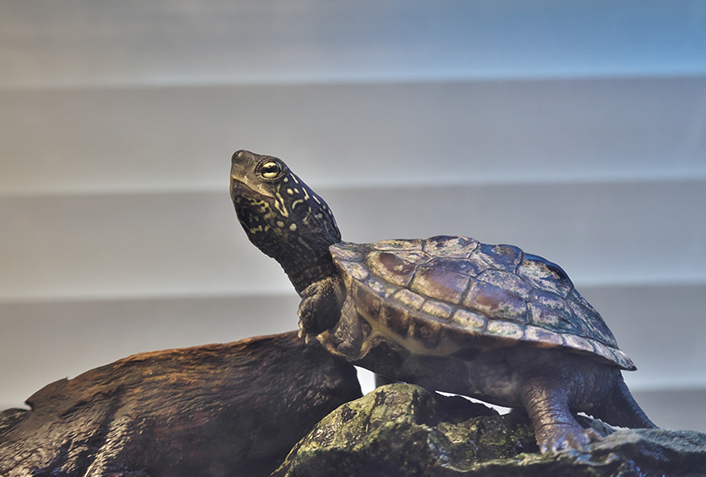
[272,384,706,477]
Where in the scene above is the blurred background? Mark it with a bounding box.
[1,0,705,431]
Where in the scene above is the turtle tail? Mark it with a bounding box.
[590,373,657,429]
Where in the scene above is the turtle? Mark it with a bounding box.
[229,149,657,453]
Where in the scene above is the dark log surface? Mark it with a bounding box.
[0,331,362,477]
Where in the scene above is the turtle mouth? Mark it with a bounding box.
[230,176,275,201]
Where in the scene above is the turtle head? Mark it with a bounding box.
[230,150,342,294]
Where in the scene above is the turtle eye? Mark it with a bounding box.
[258,160,285,180]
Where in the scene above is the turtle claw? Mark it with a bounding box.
[538,426,602,453]
[296,320,315,344]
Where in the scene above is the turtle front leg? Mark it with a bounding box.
[298,275,346,337]
[521,375,601,453]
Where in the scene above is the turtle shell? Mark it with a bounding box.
[329,235,634,370]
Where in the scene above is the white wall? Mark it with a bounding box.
[1,0,705,430]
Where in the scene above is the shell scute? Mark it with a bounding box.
[561,334,597,355]
[344,261,369,281]
[522,325,565,348]
[476,269,533,300]
[410,263,471,305]
[329,242,366,262]
[366,251,422,287]
[471,243,524,272]
[430,257,483,276]
[421,300,454,320]
[451,309,487,331]
[486,320,525,341]
[567,289,618,348]
[365,276,386,296]
[374,238,423,251]
[528,289,582,334]
[612,349,636,371]
[463,279,529,322]
[591,341,618,365]
[393,289,425,311]
[354,280,382,319]
[423,235,479,258]
[518,254,573,298]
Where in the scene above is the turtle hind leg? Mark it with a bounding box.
[520,374,602,453]
[590,372,657,429]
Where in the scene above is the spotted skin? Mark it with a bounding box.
[230,150,341,295]
[230,150,657,454]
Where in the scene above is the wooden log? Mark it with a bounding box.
[0,331,362,477]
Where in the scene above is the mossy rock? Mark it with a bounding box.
[271,383,536,476]
[272,383,706,477]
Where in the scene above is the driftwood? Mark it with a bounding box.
[0,331,362,477]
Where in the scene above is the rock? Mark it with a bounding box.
[271,383,706,477]
[0,331,362,477]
